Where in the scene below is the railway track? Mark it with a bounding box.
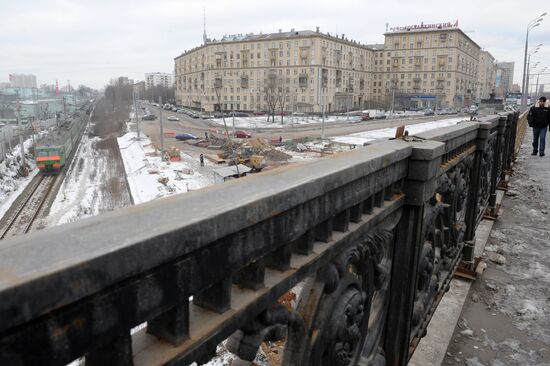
[0,175,57,240]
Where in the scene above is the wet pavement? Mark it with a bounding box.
[443,136,550,365]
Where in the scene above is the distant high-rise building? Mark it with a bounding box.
[477,51,496,101]
[495,62,514,97]
[9,74,37,88]
[145,73,174,89]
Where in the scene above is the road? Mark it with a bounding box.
[137,103,469,146]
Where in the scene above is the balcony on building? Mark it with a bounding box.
[240,75,249,89]
[298,74,308,88]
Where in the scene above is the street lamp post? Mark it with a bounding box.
[535,67,547,99]
[521,13,546,107]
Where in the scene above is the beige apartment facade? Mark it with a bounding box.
[175,24,495,112]
[174,30,378,113]
[477,50,497,100]
[376,24,482,109]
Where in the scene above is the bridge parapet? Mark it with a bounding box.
[0,112,520,366]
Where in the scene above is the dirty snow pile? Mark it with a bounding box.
[0,138,38,219]
[117,132,213,204]
[331,117,469,145]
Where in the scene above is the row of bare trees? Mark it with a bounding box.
[264,73,289,124]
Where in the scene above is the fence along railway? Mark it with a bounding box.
[0,111,523,365]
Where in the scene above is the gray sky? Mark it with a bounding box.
[0,0,548,91]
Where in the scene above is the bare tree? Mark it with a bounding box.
[277,78,289,124]
[264,72,279,123]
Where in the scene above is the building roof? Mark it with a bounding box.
[384,23,481,50]
[175,29,378,60]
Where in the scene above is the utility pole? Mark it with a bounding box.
[231,103,235,136]
[134,90,140,140]
[16,95,25,167]
[159,96,164,161]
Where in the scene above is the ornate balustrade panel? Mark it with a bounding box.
[0,141,411,366]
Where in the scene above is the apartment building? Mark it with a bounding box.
[495,62,514,98]
[175,23,495,112]
[145,72,174,89]
[377,23,481,109]
[478,50,497,100]
[174,29,377,113]
[9,74,37,88]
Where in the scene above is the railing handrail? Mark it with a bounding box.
[0,139,411,334]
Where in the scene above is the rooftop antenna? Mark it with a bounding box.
[203,8,207,44]
[386,23,389,32]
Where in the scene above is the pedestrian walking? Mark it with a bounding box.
[205,131,208,140]
[199,154,204,167]
[279,136,282,144]
[527,96,550,156]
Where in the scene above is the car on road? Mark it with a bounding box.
[229,111,249,117]
[167,116,180,121]
[374,112,387,119]
[142,114,157,120]
[175,133,197,141]
[234,130,252,138]
[423,109,435,116]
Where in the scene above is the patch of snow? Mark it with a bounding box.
[0,136,39,219]
[330,117,468,145]
[118,132,214,204]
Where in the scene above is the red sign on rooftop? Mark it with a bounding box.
[389,20,459,32]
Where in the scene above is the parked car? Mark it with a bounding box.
[213,112,225,118]
[167,116,180,121]
[234,130,252,138]
[374,112,387,119]
[252,111,266,116]
[175,133,197,141]
[423,109,435,116]
[142,114,157,120]
[229,111,249,117]
[361,112,371,121]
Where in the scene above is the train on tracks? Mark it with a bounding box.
[35,102,91,174]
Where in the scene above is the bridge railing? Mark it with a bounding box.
[0,112,519,366]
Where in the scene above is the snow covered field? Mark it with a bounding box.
[330,117,469,145]
[118,132,214,204]
[209,109,426,130]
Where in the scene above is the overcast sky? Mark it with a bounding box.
[1,0,548,91]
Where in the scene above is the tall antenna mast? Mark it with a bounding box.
[203,8,207,44]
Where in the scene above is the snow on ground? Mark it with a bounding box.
[330,116,469,145]
[210,110,425,130]
[0,137,39,219]
[118,132,214,204]
[47,133,107,225]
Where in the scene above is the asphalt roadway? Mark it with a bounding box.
[137,103,468,143]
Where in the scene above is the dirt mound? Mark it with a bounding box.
[263,149,291,161]
[242,138,271,150]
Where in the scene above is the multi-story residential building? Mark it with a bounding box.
[145,73,174,89]
[9,74,37,88]
[495,62,514,97]
[175,23,494,112]
[477,50,496,101]
[174,28,377,113]
[377,22,481,109]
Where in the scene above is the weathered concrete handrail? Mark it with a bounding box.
[0,112,520,366]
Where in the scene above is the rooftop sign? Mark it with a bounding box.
[389,20,459,32]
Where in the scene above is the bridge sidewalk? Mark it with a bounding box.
[411,138,550,365]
